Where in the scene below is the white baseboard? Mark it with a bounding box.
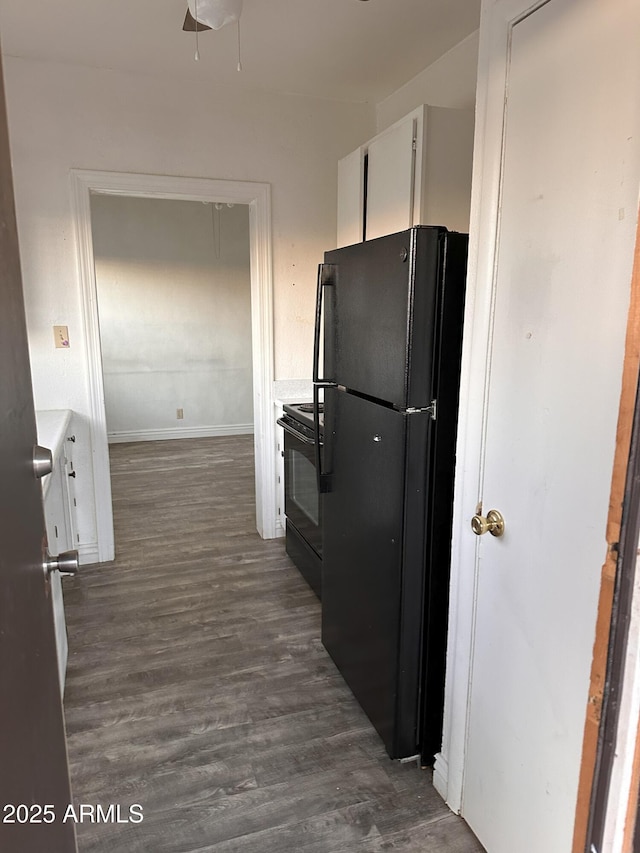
[433,752,449,804]
[108,424,254,444]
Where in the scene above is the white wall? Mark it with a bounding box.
[376,32,479,133]
[91,195,253,441]
[3,56,375,559]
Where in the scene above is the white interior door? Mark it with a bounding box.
[455,1,640,850]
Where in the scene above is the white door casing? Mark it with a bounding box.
[435,0,640,849]
[70,171,275,561]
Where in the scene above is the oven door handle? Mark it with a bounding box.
[276,417,316,446]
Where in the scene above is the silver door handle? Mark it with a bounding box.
[43,549,79,576]
[33,445,53,479]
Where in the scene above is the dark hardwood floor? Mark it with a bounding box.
[63,436,483,852]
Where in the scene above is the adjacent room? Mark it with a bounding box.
[90,195,254,444]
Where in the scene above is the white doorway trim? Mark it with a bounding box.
[70,169,275,563]
[432,0,552,813]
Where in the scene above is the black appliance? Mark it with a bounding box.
[315,226,468,763]
[277,402,323,598]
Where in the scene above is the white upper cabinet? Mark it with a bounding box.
[366,115,417,241]
[337,146,366,248]
[336,105,475,248]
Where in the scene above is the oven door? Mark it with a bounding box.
[278,418,322,558]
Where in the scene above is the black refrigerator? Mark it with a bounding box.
[315,225,468,763]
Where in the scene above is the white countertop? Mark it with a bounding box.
[273,379,313,406]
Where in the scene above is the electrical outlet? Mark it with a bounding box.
[53,326,70,348]
[176,408,184,420]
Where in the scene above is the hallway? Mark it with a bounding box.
[63,436,483,852]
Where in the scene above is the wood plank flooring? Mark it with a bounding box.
[62,436,484,853]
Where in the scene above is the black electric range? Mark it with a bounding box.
[277,402,324,598]
[282,401,324,432]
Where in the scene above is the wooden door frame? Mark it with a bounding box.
[70,170,275,562]
[574,212,640,851]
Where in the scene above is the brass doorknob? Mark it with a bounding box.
[471,509,505,537]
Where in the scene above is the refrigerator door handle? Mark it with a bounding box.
[313,263,336,384]
[314,383,332,493]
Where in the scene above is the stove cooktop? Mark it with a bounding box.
[282,401,324,432]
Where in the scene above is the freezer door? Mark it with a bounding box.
[321,388,431,758]
[323,226,445,409]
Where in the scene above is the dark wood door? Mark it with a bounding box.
[0,53,76,852]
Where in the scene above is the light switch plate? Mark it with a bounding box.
[54,326,70,348]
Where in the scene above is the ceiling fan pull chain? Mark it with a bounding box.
[212,203,222,259]
[194,0,201,60]
[237,18,242,71]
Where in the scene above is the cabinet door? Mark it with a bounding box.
[63,430,79,547]
[337,146,365,248]
[43,463,70,554]
[366,115,416,241]
[42,460,70,691]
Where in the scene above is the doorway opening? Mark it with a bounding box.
[90,195,253,446]
[71,170,275,562]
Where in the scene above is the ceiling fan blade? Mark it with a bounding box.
[183,8,212,32]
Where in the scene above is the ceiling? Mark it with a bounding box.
[0,0,481,104]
